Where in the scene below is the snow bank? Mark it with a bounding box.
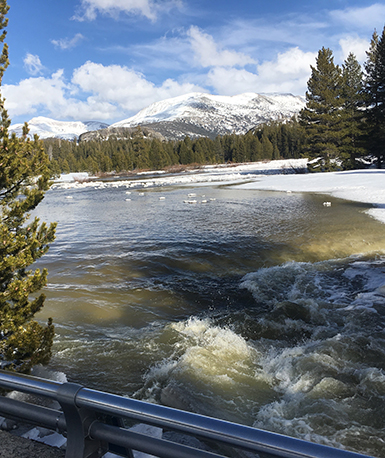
[235,169,385,224]
[52,159,307,188]
[55,172,90,183]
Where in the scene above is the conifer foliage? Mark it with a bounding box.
[44,119,305,176]
[0,1,56,373]
[364,27,385,167]
[341,53,365,168]
[299,28,385,171]
[299,47,345,171]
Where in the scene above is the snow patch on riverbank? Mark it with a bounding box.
[54,159,307,186]
[235,168,385,224]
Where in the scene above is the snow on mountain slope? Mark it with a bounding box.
[110,92,305,138]
[8,92,305,141]
[9,117,109,140]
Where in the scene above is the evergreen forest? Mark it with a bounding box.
[44,120,305,176]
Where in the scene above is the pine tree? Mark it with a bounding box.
[212,136,224,163]
[340,53,366,168]
[193,141,205,163]
[0,1,56,373]
[232,136,247,163]
[261,133,273,160]
[148,139,168,170]
[300,47,345,172]
[178,137,194,164]
[364,27,385,167]
[244,133,261,161]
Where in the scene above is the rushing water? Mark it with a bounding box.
[33,179,385,457]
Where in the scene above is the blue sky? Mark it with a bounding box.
[2,0,385,125]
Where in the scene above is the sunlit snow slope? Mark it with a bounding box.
[110,92,306,139]
[9,117,109,140]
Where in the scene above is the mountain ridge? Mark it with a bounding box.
[9,92,306,141]
[110,92,305,139]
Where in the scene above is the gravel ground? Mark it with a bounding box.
[0,431,65,458]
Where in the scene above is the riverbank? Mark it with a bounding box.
[235,167,385,224]
[54,159,385,225]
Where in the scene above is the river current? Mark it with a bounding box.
[33,177,385,457]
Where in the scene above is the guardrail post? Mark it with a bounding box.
[57,382,107,458]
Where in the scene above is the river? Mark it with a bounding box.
[33,174,385,457]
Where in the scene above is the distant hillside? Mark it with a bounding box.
[78,126,165,142]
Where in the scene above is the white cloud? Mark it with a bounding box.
[330,3,385,30]
[338,36,370,63]
[2,70,70,116]
[2,61,205,122]
[23,53,45,76]
[206,67,259,95]
[206,47,315,95]
[73,0,181,22]
[72,61,203,112]
[187,26,256,68]
[256,47,316,86]
[52,33,85,50]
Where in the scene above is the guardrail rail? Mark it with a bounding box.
[0,370,376,458]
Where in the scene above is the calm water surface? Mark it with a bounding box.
[33,181,385,457]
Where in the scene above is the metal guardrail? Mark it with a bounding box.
[0,370,376,458]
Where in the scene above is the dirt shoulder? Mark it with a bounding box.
[0,431,65,458]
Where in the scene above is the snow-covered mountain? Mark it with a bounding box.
[9,92,305,141]
[9,117,109,140]
[110,92,306,139]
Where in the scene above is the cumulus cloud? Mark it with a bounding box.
[23,53,45,76]
[72,61,204,112]
[2,62,205,122]
[73,0,181,22]
[52,33,85,50]
[206,67,259,95]
[256,47,316,86]
[338,36,370,63]
[206,47,315,95]
[187,26,256,68]
[2,70,70,117]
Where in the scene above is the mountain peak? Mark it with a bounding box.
[110,92,305,139]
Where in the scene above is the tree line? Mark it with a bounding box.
[44,120,305,176]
